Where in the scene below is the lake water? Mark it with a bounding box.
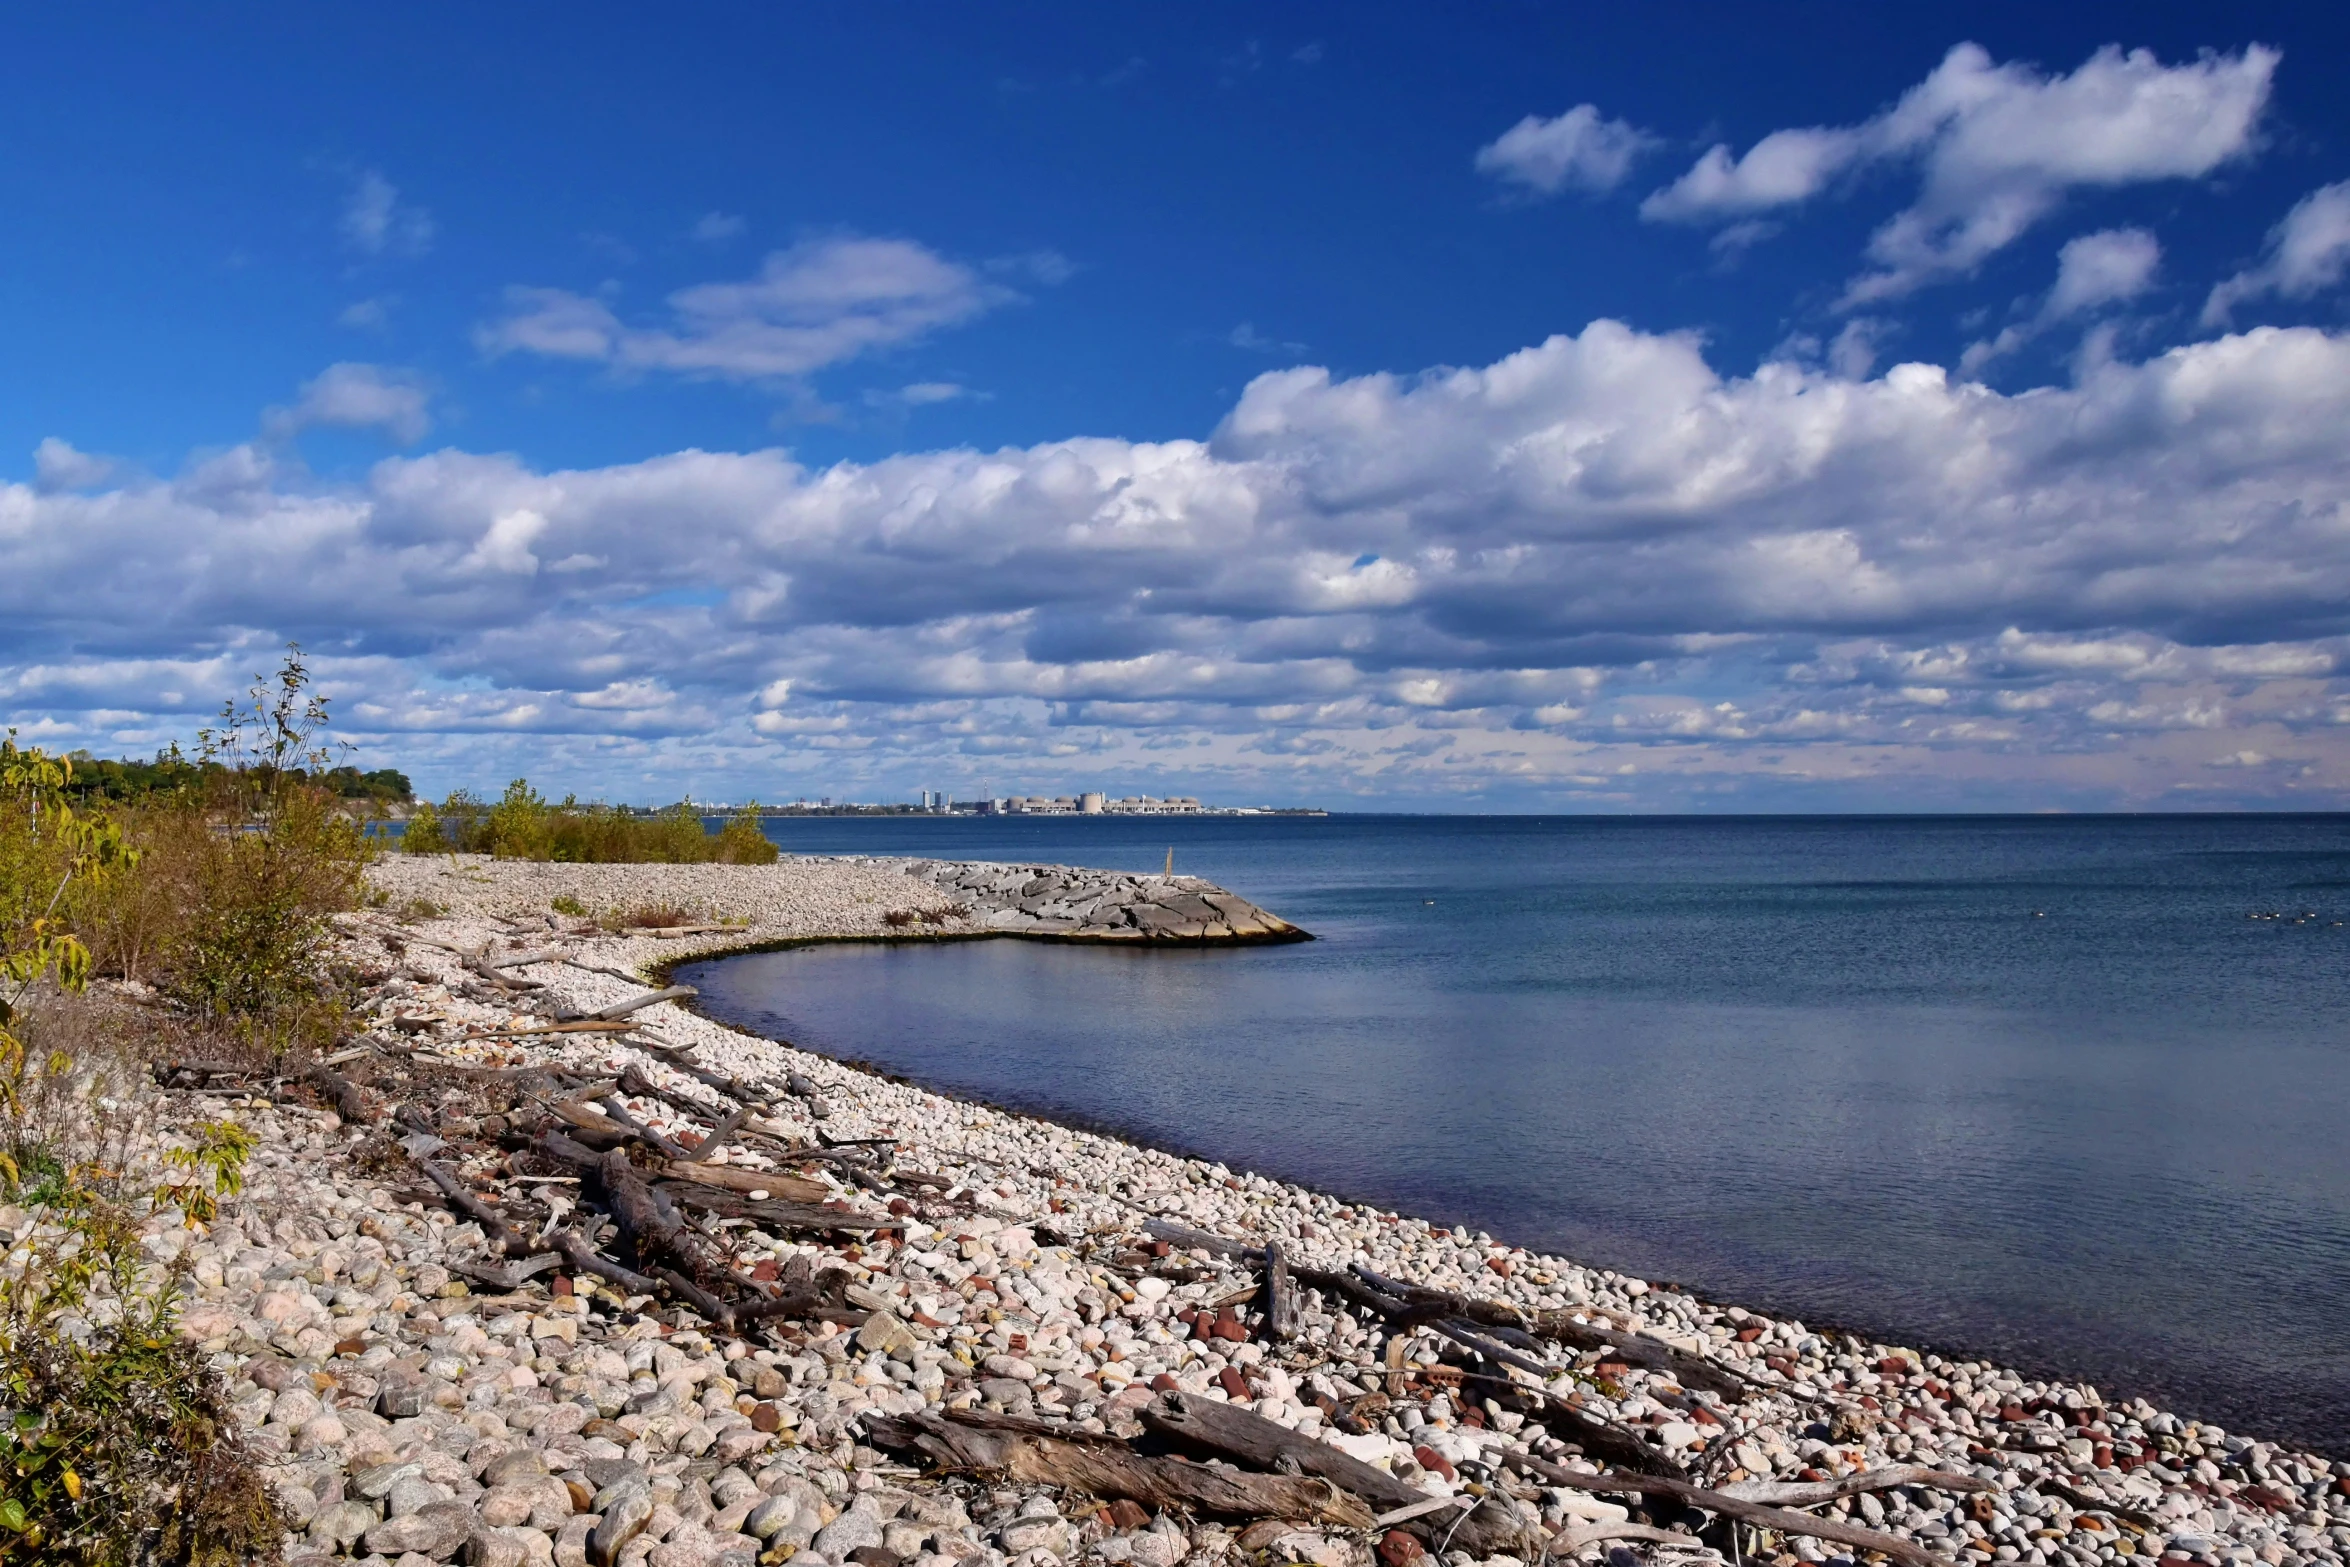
[677,814,2350,1453]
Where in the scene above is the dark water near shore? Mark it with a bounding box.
[678,814,2350,1453]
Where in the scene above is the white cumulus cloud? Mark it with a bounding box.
[262,363,433,444]
[1475,104,1657,195]
[1960,228,2160,375]
[2203,180,2350,326]
[15,319,2350,806]
[262,363,432,445]
[2047,227,2162,317]
[1643,43,2274,303]
[478,236,1015,383]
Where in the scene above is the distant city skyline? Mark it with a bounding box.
[8,5,2350,810]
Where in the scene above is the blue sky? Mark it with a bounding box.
[9,3,2350,809]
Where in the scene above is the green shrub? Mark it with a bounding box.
[0,743,276,1563]
[163,783,367,1042]
[401,781,779,864]
[65,649,374,1062]
[0,1051,274,1564]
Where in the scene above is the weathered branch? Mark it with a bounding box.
[1134,1220,1682,1481]
[1544,1522,1709,1556]
[1500,1451,1954,1567]
[654,1180,891,1233]
[1719,1467,1994,1507]
[551,1228,662,1299]
[1141,1391,1530,1552]
[415,1159,533,1256]
[651,1159,834,1204]
[1263,1239,1297,1342]
[595,1094,696,1161]
[651,1265,737,1331]
[447,1252,563,1291]
[1353,1264,1751,1403]
[863,1409,1373,1529]
[679,1102,753,1162]
[307,1062,369,1122]
[586,985,697,1022]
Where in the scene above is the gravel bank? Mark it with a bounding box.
[367,854,1305,948]
[115,857,2350,1567]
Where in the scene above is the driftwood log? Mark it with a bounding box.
[447,1252,563,1291]
[1720,1466,1994,1506]
[1140,1391,1531,1554]
[1546,1521,1709,1555]
[415,1159,533,1256]
[1501,1450,1956,1567]
[1263,1239,1297,1342]
[1351,1264,1752,1403]
[308,1062,369,1123]
[863,1409,1373,1529]
[1140,1218,1689,1481]
[653,1180,894,1234]
[584,985,697,1022]
[552,1228,664,1300]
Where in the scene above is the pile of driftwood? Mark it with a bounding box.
[165,927,1993,1565]
[299,1018,940,1337]
[865,1217,1991,1566]
[166,926,943,1340]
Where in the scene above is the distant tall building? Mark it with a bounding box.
[1079,791,1105,814]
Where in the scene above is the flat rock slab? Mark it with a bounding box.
[903,861,1310,944]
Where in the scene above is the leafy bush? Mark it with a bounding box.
[66,649,374,1062]
[161,782,368,1047]
[403,779,779,864]
[0,742,276,1563]
[0,1031,273,1563]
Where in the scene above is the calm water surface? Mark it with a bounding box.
[678,815,2350,1452]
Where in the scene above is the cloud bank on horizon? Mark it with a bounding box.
[10,16,2350,810]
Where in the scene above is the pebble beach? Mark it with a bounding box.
[104,854,2350,1567]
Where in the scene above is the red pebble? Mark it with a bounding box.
[1378,1531,1427,1567]
[1106,1500,1150,1531]
[1486,1257,1512,1277]
[1217,1366,1251,1400]
[1413,1445,1458,1483]
[1149,1373,1180,1392]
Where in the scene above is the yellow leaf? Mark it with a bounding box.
[60,1470,79,1500]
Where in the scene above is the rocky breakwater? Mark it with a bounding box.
[900,861,1306,943]
[119,888,2347,1567]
